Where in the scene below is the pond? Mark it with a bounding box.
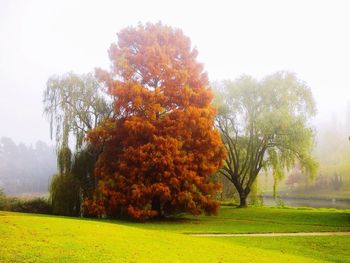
[262,196,350,209]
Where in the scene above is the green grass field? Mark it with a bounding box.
[0,206,349,262]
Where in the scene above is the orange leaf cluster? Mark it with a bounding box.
[84,23,226,220]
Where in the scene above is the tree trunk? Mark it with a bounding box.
[151,196,162,217]
[238,191,247,208]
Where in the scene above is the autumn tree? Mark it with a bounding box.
[84,23,226,220]
[214,72,317,207]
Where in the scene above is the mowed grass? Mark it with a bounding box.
[0,206,349,262]
[220,236,350,263]
[117,206,350,234]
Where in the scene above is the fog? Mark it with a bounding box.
[1,0,350,144]
[0,137,56,195]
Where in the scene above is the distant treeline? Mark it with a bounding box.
[0,137,56,195]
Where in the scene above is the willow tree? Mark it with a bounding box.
[43,72,113,149]
[214,72,318,207]
[43,72,112,215]
[50,147,80,216]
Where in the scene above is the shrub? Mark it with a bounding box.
[0,189,7,210]
[10,197,52,214]
[0,189,51,214]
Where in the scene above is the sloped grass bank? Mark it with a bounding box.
[0,206,349,262]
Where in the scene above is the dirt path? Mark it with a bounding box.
[190,232,350,237]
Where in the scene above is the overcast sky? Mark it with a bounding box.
[0,0,349,145]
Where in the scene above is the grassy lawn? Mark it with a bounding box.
[117,206,350,234]
[0,206,349,262]
[219,236,350,263]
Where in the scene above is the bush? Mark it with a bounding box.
[0,189,7,210]
[0,189,51,214]
[10,198,52,214]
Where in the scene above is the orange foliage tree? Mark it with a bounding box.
[84,23,226,220]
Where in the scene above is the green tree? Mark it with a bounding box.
[50,147,80,216]
[214,72,317,207]
[43,72,112,149]
[43,72,112,216]
[50,146,97,216]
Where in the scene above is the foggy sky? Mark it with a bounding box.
[1,0,350,145]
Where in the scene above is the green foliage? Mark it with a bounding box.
[43,73,110,216]
[50,173,80,216]
[9,198,52,214]
[43,72,112,149]
[71,146,96,201]
[248,180,264,206]
[50,147,80,216]
[214,72,318,206]
[0,190,51,214]
[0,189,7,210]
[57,146,72,174]
[49,146,97,216]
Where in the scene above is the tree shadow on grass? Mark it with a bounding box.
[1,210,204,228]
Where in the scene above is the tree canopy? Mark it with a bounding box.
[84,22,226,220]
[214,72,317,207]
[43,72,112,216]
[43,72,112,149]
